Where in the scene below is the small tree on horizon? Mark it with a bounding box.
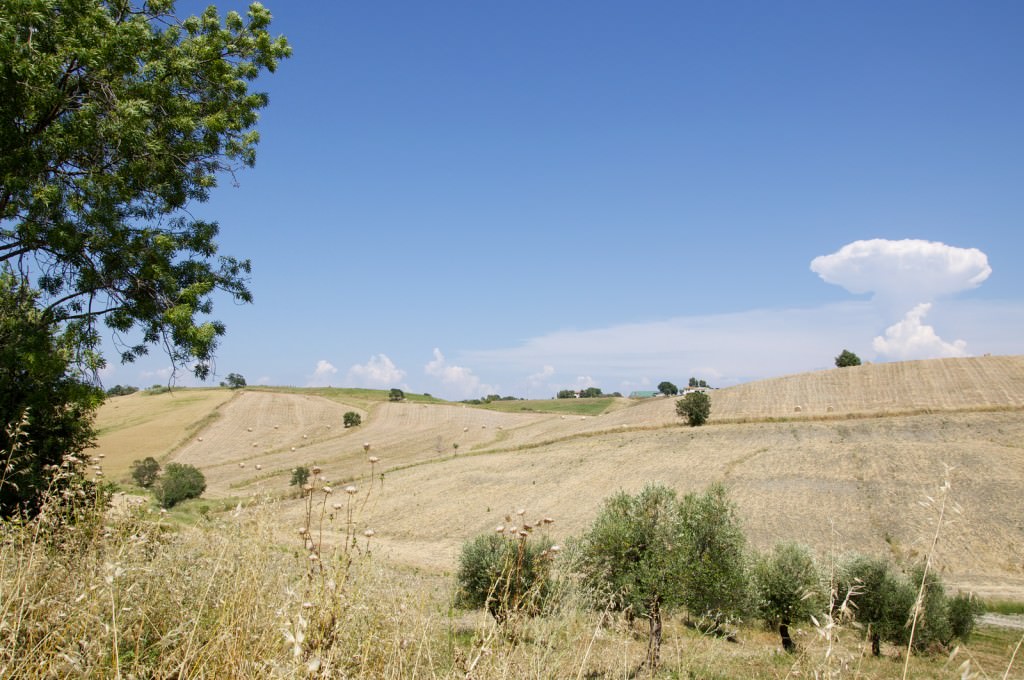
[223,373,246,388]
[676,391,711,426]
[657,381,678,396]
[388,388,404,402]
[835,349,862,368]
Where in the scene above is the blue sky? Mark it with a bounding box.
[107,1,1024,399]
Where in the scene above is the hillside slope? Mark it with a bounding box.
[94,355,1024,598]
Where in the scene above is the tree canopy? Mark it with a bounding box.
[835,349,862,368]
[0,0,291,379]
[657,381,678,396]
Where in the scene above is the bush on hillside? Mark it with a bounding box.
[290,466,310,487]
[343,411,361,428]
[130,457,161,488]
[105,384,139,397]
[676,391,711,426]
[456,530,556,625]
[154,463,206,508]
[388,388,404,402]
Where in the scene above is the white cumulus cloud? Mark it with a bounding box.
[810,239,991,314]
[424,348,492,399]
[346,354,406,389]
[307,360,338,387]
[872,303,968,360]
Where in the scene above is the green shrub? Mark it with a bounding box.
[906,564,951,651]
[946,592,983,644]
[678,483,751,629]
[388,388,404,402]
[456,531,555,625]
[676,391,711,426]
[753,543,823,652]
[840,554,915,655]
[290,466,310,487]
[130,457,161,488]
[579,484,687,669]
[343,411,361,428]
[154,463,206,508]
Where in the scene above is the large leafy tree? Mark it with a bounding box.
[0,0,291,379]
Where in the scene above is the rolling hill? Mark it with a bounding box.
[93,354,1024,600]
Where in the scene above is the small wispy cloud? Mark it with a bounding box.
[347,354,406,389]
[424,348,493,399]
[307,360,338,387]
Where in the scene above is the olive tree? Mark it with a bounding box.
[753,542,823,652]
[456,531,556,625]
[578,484,687,670]
[678,483,751,630]
[840,555,915,655]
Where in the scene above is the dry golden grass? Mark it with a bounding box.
[92,388,234,480]
[90,355,1024,601]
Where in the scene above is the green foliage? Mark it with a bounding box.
[223,373,246,389]
[579,387,603,398]
[840,554,915,654]
[0,271,104,517]
[676,391,711,426]
[154,463,206,508]
[388,388,404,402]
[835,349,862,367]
[657,381,678,396]
[105,384,139,397]
[556,389,576,399]
[130,457,161,488]
[906,564,952,651]
[290,466,310,487]
[0,0,290,380]
[946,592,983,644]
[678,484,751,626]
[579,484,687,667]
[456,532,555,624]
[343,411,362,428]
[753,543,823,651]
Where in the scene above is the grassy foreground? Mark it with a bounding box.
[3,483,1022,679]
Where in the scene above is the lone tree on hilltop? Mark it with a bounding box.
[388,388,405,402]
[835,349,862,367]
[676,391,711,426]
[657,381,678,396]
[223,373,246,389]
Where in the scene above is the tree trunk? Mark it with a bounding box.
[871,631,881,657]
[779,619,795,653]
[645,601,663,671]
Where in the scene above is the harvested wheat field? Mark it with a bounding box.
[96,354,1024,600]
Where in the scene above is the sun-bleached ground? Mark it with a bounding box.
[94,355,1024,599]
